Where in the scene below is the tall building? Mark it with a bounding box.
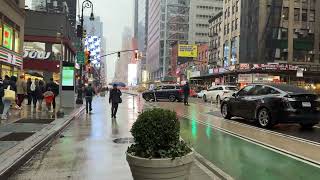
[146,0,190,81]
[114,27,133,84]
[188,0,223,44]
[31,0,77,26]
[135,0,149,84]
[0,0,25,79]
[208,11,223,67]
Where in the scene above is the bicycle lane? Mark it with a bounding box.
[154,102,320,180]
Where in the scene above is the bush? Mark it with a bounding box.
[127,108,191,159]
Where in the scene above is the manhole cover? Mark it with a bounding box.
[14,118,55,124]
[0,132,35,141]
[113,137,134,144]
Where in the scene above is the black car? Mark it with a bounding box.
[221,84,320,128]
[142,84,183,102]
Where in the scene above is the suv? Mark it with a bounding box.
[203,85,238,103]
[142,84,184,102]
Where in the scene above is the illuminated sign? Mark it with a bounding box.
[62,66,74,86]
[23,50,51,60]
[3,24,13,50]
[178,44,197,58]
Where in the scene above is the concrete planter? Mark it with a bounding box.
[126,151,194,180]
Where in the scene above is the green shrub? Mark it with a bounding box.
[127,108,191,159]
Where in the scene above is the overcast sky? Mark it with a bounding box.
[25,0,134,83]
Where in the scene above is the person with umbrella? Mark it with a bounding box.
[109,84,122,118]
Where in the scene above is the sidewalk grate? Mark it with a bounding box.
[14,118,55,124]
[0,132,35,141]
[113,137,134,144]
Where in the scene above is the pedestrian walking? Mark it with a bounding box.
[46,78,59,111]
[109,84,122,118]
[36,80,46,110]
[30,79,37,108]
[26,78,32,105]
[0,78,15,120]
[43,87,54,112]
[183,82,190,106]
[16,75,27,109]
[84,83,95,114]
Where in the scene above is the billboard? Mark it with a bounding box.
[3,24,13,50]
[178,44,197,58]
[84,36,101,64]
[62,66,74,86]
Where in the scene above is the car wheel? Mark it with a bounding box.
[257,108,274,128]
[203,95,207,102]
[221,103,232,119]
[300,123,316,129]
[169,95,176,102]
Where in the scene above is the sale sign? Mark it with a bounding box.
[3,24,13,50]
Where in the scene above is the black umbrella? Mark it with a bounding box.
[109,82,126,87]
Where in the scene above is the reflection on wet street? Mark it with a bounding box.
[9,96,136,180]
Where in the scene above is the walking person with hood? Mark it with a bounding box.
[16,75,27,109]
[36,80,46,110]
[109,84,122,118]
[84,83,95,114]
[183,82,190,106]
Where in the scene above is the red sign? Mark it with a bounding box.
[239,63,250,70]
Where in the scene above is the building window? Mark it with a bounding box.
[294,8,300,21]
[301,9,307,21]
[231,20,234,31]
[235,18,238,30]
[227,23,230,34]
[282,7,289,20]
[310,10,315,22]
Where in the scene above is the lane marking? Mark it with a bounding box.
[192,102,320,147]
[178,113,320,168]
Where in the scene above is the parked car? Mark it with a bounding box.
[203,85,238,103]
[197,90,207,98]
[220,84,320,129]
[142,84,184,102]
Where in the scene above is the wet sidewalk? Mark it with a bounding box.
[0,97,84,178]
[9,95,219,180]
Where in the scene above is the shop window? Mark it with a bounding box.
[282,7,289,20]
[14,30,20,53]
[309,10,315,22]
[24,42,46,52]
[3,24,13,50]
[52,44,63,60]
[1,65,12,79]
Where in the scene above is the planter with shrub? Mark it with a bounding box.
[127,108,193,180]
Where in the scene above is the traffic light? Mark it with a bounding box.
[117,52,120,58]
[85,50,91,64]
[134,50,138,60]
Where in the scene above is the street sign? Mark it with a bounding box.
[77,52,85,64]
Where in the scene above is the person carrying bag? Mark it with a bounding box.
[1,86,15,120]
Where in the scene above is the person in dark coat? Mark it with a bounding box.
[36,80,46,110]
[84,83,95,114]
[26,78,32,105]
[46,78,59,110]
[183,82,190,106]
[109,84,122,118]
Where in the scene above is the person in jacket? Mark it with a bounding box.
[183,82,190,106]
[26,78,32,105]
[16,75,27,109]
[84,83,95,114]
[36,80,46,110]
[109,84,122,118]
[30,79,38,108]
[46,78,59,111]
[1,77,13,119]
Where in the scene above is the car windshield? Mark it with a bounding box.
[270,84,312,94]
[225,86,238,91]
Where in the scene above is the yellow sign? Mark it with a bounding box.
[178,44,197,58]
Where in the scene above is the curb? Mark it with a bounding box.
[0,105,85,179]
[193,150,234,180]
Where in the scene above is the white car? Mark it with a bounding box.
[203,85,238,103]
[197,90,207,98]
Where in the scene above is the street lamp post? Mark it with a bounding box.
[76,0,94,104]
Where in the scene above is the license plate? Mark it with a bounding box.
[302,102,311,107]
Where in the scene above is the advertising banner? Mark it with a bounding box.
[238,74,253,83]
[178,44,197,58]
[3,24,13,50]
